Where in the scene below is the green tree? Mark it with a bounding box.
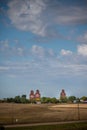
[7,98,14,103]
[41,97,59,104]
[14,96,21,103]
[80,96,87,101]
[60,97,68,103]
[51,97,58,103]
[21,95,27,103]
[41,97,51,103]
[68,96,76,103]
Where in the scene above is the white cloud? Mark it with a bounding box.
[55,6,87,25]
[83,33,87,42]
[0,66,9,71]
[0,52,87,98]
[1,58,87,78]
[48,49,55,56]
[7,0,87,37]
[60,49,72,56]
[77,32,87,43]
[0,40,9,51]
[77,44,87,56]
[31,45,55,58]
[8,74,16,78]
[0,39,87,65]
[0,40,26,57]
[0,40,55,58]
[31,45,45,57]
[17,48,24,56]
[7,0,46,36]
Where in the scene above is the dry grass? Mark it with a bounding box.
[0,103,87,124]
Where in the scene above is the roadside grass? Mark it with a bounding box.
[4,122,87,130]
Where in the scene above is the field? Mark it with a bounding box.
[2,122,87,130]
[0,103,87,125]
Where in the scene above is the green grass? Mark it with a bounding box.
[3,122,87,130]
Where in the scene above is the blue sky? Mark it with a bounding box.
[0,0,87,99]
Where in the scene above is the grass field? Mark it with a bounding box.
[0,103,87,125]
[1,122,86,130]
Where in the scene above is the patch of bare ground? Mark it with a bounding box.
[0,103,87,124]
[50,104,87,108]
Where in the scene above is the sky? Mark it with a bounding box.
[0,0,87,99]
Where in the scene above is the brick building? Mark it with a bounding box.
[29,89,41,103]
[60,89,66,99]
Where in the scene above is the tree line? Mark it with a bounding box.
[0,95,87,104]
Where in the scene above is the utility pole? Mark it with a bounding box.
[11,103,14,124]
[77,98,80,120]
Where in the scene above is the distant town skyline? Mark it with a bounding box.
[0,0,87,99]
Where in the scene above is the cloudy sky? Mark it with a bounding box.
[0,0,87,99]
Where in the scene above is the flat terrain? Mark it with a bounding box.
[0,103,87,125]
[4,122,87,130]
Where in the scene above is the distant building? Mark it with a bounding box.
[29,90,34,100]
[29,89,41,103]
[35,90,41,103]
[60,89,66,99]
